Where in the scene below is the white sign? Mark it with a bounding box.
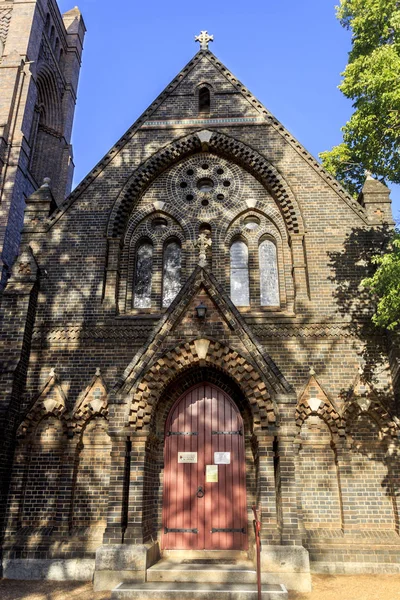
[178,452,197,464]
[206,464,218,482]
[214,452,231,465]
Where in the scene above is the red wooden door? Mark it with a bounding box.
[162,383,247,550]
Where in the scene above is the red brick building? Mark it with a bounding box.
[1,4,399,596]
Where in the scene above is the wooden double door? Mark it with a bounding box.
[162,383,247,550]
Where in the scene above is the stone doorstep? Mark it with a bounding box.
[111,581,288,600]
[162,550,248,561]
[147,558,257,583]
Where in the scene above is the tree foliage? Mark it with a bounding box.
[320,0,400,196]
[362,231,400,331]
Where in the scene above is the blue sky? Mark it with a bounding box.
[58,0,400,220]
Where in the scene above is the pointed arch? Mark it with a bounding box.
[17,370,67,440]
[296,373,343,440]
[107,131,305,239]
[126,339,279,431]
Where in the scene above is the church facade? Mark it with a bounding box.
[1,2,400,595]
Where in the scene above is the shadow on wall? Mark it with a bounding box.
[327,223,400,514]
[327,224,394,387]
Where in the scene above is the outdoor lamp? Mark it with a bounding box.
[195,302,207,319]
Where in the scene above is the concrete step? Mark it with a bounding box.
[112,581,288,600]
[162,550,248,561]
[147,559,256,583]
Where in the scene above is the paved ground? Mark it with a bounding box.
[1,574,400,599]
[292,574,400,600]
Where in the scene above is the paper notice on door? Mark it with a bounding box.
[178,452,197,463]
[214,452,230,464]
[206,464,218,482]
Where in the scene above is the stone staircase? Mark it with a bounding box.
[111,551,288,600]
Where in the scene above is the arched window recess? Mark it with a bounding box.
[198,85,211,114]
[230,239,250,307]
[133,240,153,309]
[162,239,182,308]
[259,237,280,307]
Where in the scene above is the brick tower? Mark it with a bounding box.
[0,0,85,286]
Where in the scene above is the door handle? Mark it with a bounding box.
[196,486,205,498]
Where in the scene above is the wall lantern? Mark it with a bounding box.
[195,302,207,319]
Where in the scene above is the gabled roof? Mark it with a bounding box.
[45,47,368,229]
[115,265,292,398]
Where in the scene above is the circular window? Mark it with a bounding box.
[223,180,231,188]
[217,194,225,201]
[186,194,194,201]
[197,178,214,192]
[186,169,194,176]
[201,199,209,207]
[202,163,209,170]
[180,181,188,188]
[217,168,224,175]
[151,217,168,230]
[244,215,260,230]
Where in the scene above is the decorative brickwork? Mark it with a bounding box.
[1,29,400,584]
[129,339,276,429]
[108,130,304,239]
[0,7,12,46]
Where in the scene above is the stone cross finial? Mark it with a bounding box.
[195,31,214,50]
[195,233,212,267]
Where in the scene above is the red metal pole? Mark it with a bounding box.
[252,505,262,600]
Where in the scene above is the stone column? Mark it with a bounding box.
[276,396,301,545]
[335,441,354,532]
[2,440,31,537]
[103,432,128,545]
[254,432,279,544]
[123,432,149,544]
[55,433,81,533]
[258,394,312,593]
[94,430,160,591]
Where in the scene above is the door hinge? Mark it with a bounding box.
[211,527,246,534]
[212,430,242,435]
[164,527,198,534]
[167,431,198,436]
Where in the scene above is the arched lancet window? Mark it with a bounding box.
[55,38,60,56]
[199,87,210,113]
[45,14,51,34]
[50,26,55,45]
[133,241,153,308]
[230,240,249,306]
[162,240,182,308]
[259,238,279,306]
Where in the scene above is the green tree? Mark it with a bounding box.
[362,230,400,331]
[320,0,400,197]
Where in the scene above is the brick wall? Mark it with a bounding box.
[0,44,399,572]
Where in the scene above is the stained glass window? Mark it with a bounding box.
[259,239,279,306]
[230,241,250,306]
[162,241,182,307]
[133,242,153,308]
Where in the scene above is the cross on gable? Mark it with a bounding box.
[195,31,214,50]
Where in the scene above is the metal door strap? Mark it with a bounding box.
[212,430,242,435]
[211,527,246,534]
[167,431,198,436]
[164,527,198,534]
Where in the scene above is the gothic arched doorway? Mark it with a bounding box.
[162,383,248,550]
